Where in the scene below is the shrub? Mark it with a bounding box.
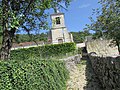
[0,58,69,90]
[10,42,76,60]
[77,48,82,54]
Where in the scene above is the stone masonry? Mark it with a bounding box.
[48,11,73,44]
[87,39,120,90]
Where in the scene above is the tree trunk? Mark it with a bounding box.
[0,29,15,60]
[116,40,120,54]
[117,44,120,54]
[0,0,15,60]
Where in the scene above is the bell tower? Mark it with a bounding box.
[48,8,73,44]
[51,12,65,29]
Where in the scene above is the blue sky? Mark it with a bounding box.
[20,0,100,34]
[48,0,100,32]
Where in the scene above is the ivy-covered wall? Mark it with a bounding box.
[10,42,76,60]
[0,58,69,90]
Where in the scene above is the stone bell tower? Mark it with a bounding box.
[48,8,73,44]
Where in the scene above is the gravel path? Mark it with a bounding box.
[66,60,103,90]
[66,60,86,90]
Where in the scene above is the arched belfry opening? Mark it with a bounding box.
[48,7,73,44]
[56,17,61,24]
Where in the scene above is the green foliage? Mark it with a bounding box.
[14,33,47,43]
[10,42,76,60]
[0,0,71,32]
[0,58,69,90]
[0,31,2,48]
[0,0,71,60]
[71,31,91,43]
[87,0,120,51]
[78,48,83,54]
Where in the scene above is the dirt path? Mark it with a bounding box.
[66,60,102,90]
[66,60,86,90]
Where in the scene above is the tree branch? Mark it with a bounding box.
[23,0,34,15]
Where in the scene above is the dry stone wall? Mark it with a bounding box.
[86,39,120,90]
[63,54,103,90]
[86,39,119,56]
[61,54,81,64]
[89,55,120,90]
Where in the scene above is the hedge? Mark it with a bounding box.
[10,42,76,60]
[0,58,69,90]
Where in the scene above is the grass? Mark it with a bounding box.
[77,60,86,69]
[0,36,2,48]
[48,50,79,60]
[33,49,79,60]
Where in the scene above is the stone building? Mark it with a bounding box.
[48,10,73,44]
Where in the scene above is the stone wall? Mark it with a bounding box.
[86,39,120,90]
[61,54,81,64]
[63,54,103,90]
[86,39,119,56]
[89,55,120,90]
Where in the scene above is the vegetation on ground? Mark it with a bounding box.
[0,40,76,90]
[10,42,76,60]
[77,60,86,68]
[0,58,69,90]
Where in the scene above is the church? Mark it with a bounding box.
[48,9,73,44]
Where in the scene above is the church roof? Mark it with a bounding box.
[12,41,44,48]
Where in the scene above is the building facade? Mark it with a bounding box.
[48,11,73,44]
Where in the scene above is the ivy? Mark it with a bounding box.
[0,59,69,90]
[10,42,76,60]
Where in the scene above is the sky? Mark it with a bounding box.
[48,0,100,32]
[20,0,100,34]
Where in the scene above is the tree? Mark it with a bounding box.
[71,31,91,43]
[0,0,71,60]
[14,33,47,43]
[87,0,120,52]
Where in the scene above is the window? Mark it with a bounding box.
[56,17,60,24]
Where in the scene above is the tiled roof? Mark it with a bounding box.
[12,41,44,48]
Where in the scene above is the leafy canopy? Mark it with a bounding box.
[0,0,71,33]
[86,0,120,50]
[71,31,91,43]
[0,0,71,49]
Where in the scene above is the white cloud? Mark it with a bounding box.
[79,4,91,9]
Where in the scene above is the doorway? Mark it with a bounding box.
[58,39,63,44]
